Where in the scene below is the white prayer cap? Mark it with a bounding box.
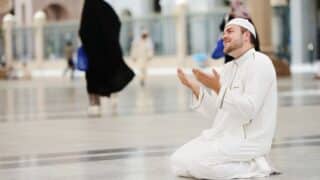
[225,18,256,38]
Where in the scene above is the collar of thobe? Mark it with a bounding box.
[219,49,255,109]
[232,48,256,67]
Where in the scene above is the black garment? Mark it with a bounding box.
[67,58,75,69]
[79,0,134,97]
[224,54,234,63]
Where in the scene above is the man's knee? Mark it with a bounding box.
[170,153,191,177]
[170,152,183,170]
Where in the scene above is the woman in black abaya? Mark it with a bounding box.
[79,0,135,116]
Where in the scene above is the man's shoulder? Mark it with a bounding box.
[255,51,271,60]
[253,51,273,66]
[251,51,276,77]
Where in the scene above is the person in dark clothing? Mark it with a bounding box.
[63,41,75,80]
[79,0,135,116]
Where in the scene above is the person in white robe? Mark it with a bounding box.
[130,29,154,86]
[171,18,278,179]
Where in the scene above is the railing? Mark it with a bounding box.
[12,26,35,61]
[120,14,177,56]
[5,9,228,63]
[43,22,79,60]
[187,11,225,55]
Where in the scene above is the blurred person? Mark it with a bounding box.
[5,64,18,80]
[0,62,17,80]
[130,29,154,87]
[62,41,75,80]
[211,0,260,63]
[0,62,6,79]
[79,0,134,117]
[21,62,32,80]
[0,0,12,76]
[171,18,278,179]
[314,63,320,79]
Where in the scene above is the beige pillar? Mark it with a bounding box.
[33,11,46,67]
[247,0,273,53]
[175,1,188,66]
[14,0,34,26]
[2,14,14,66]
[271,0,287,6]
[0,0,12,14]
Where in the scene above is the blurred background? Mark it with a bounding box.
[0,0,318,75]
[0,1,320,179]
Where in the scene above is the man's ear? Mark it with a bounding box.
[244,31,251,42]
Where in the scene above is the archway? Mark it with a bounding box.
[43,3,68,22]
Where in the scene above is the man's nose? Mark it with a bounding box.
[222,34,227,41]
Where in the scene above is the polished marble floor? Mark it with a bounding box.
[0,73,320,180]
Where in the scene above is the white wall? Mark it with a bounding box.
[106,0,226,16]
[105,0,152,17]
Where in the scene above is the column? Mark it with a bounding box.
[139,0,153,16]
[3,14,14,66]
[0,0,12,14]
[33,11,46,67]
[175,0,187,66]
[160,0,175,15]
[290,0,303,64]
[25,0,33,26]
[247,0,273,53]
[290,0,317,64]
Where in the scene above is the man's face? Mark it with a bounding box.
[223,25,244,54]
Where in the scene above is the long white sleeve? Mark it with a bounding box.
[190,67,228,120]
[190,87,218,119]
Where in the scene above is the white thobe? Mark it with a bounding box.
[171,49,278,179]
[130,37,154,80]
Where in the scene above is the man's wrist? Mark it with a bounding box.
[210,85,220,94]
[215,86,220,94]
[192,86,200,99]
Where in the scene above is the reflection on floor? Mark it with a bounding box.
[0,73,319,180]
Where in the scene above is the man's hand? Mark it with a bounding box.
[192,68,221,94]
[177,68,200,99]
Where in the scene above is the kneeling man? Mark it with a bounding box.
[171,18,278,179]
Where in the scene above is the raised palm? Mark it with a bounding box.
[177,68,200,95]
[192,68,221,94]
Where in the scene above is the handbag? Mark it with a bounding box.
[211,38,224,59]
[76,46,88,71]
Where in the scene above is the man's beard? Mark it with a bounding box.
[224,40,243,54]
